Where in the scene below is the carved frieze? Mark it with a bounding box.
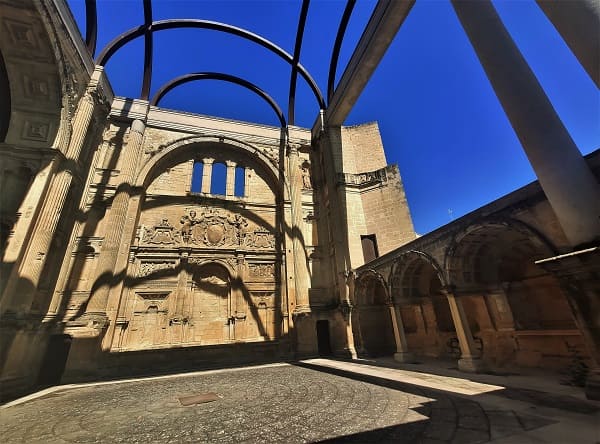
[138,209,276,251]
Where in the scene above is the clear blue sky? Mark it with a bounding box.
[67,0,599,235]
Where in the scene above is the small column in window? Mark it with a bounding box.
[225,160,236,196]
[201,158,214,194]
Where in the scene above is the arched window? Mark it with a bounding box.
[211,162,227,195]
[191,161,203,193]
[234,165,245,197]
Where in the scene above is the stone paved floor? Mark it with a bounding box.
[1,362,598,443]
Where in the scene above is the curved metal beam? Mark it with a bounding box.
[96,19,325,109]
[84,0,97,55]
[141,0,153,100]
[288,0,310,126]
[151,72,287,128]
[328,0,356,103]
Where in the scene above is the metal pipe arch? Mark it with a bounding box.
[151,72,287,128]
[96,19,326,110]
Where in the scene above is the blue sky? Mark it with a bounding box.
[67,0,599,235]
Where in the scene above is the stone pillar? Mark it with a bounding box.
[201,158,213,194]
[442,287,484,372]
[451,0,600,247]
[389,304,413,363]
[84,116,147,323]
[287,142,310,313]
[536,0,599,88]
[342,271,358,359]
[225,160,236,196]
[0,67,108,314]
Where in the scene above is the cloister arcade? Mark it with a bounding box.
[353,216,591,372]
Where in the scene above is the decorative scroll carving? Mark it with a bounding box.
[140,219,182,245]
[138,261,177,277]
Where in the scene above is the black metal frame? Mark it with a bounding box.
[84,0,362,124]
[84,0,97,55]
[288,0,310,126]
[151,72,287,128]
[328,1,356,103]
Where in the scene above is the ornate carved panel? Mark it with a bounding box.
[138,261,177,278]
[248,263,275,279]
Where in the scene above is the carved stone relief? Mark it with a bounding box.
[138,261,177,278]
[140,219,182,245]
[248,263,275,279]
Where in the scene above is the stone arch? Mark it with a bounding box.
[444,218,581,368]
[353,269,395,357]
[444,218,556,289]
[135,134,286,198]
[390,251,456,358]
[188,258,236,280]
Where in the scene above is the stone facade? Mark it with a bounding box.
[2,0,598,403]
[0,1,418,398]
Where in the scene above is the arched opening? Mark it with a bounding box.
[354,272,395,357]
[210,162,227,195]
[190,160,203,193]
[391,253,455,358]
[234,165,245,197]
[447,222,584,369]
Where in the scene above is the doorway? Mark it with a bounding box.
[37,334,72,386]
[316,320,332,356]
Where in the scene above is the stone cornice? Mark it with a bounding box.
[109,98,311,148]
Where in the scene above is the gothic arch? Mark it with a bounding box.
[390,250,447,301]
[444,218,557,289]
[354,269,390,306]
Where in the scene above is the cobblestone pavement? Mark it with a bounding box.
[0,363,588,443]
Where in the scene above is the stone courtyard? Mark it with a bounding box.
[2,360,598,443]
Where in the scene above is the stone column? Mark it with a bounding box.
[84,116,147,323]
[0,67,108,314]
[287,142,310,313]
[442,287,484,372]
[225,160,236,196]
[201,158,214,194]
[389,304,413,363]
[536,0,599,88]
[451,0,600,247]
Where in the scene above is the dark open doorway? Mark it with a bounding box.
[37,334,72,387]
[316,320,332,356]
